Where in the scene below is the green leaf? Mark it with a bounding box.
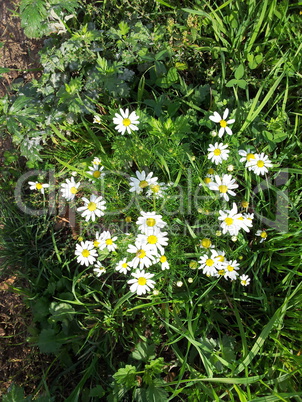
[145,379,169,402]
[118,21,129,36]
[49,302,75,323]
[235,64,244,80]
[113,365,138,389]
[89,385,106,398]
[156,67,179,88]
[38,328,62,354]
[2,384,29,401]
[131,342,156,362]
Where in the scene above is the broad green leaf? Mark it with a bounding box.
[235,64,244,80]
[112,365,137,389]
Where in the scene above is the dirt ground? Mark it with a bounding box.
[0,0,45,397]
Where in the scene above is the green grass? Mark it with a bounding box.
[1,0,302,400]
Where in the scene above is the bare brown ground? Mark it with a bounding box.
[0,0,46,397]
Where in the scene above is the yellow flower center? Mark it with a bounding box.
[260,231,267,238]
[139,180,148,188]
[70,186,78,194]
[136,249,146,259]
[106,239,113,245]
[219,185,228,193]
[206,258,214,267]
[227,265,234,271]
[189,261,198,269]
[201,238,211,248]
[146,218,156,227]
[122,118,131,126]
[151,184,160,193]
[125,216,132,223]
[208,168,214,175]
[218,269,225,275]
[220,119,227,128]
[82,249,90,258]
[36,183,43,190]
[122,262,128,269]
[147,235,158,244]
[88,202,97,211]
[214,148,221,156]
[257,160,265,168]
[217,255,225,262]
[204,177,211,184]
[241,280,247,285]
[93,170,101,178]
[224,217,234,226]
[138,277,147,286]
[93,240,100,247]
[241,200,249,209]
[246,153,255,161]
[160,255,167,263]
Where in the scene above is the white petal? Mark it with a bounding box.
[223,108,229,120]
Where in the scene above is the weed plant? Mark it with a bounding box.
[1,0,302,401]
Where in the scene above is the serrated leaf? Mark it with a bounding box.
[2,384,28,402]
[113,365,137,389]
[49,302,75,322]
[38,328,62,353]
[234,64,244,80]
[89,385,106,398]
[118,21,129,36]
[145,380,169,402]
[131,342,156,362]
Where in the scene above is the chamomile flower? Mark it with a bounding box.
[202,174,213,186]
[208,174,239,201]
[137,230,169,255]
[113,108,139,135]
[60,177,81,201]
[240,274,251,286]
[146,182,168,198]
[198,251,222,276]
[246,153,273,175]
[98,231,118,252]
[199,238,214,249]
[115,258,131,274]
[75,241,97,266]
[218,203,252,236]
[158,255,170,270]
[238,149,256,167]
[77,194,106,222]
[209,108,235,137]
[127,270,155,295]
[207,142,230,165]
[93,231,102,248]
[127,241,158,269]
[129,171,158,194]
[256,229,268,243]
[28,181,49,194]
[223,259,240,281]
[93,261,106,276]
[93,115,101,124]
[136,211,167,233]
[87,164,105,180]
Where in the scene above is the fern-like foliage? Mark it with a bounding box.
[20,0,81,38]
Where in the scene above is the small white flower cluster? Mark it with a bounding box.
[129,170,169,199]
[239,149,273,176]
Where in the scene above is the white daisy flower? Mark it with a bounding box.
[207,142,230,165]
[146,182,168,198]
[129,171,158,194]
[28,181,49,194]
[202,174,213,187]
[198,251,222,276]
[136,211,167,233]
[87,164,105,180]
[113,108,139,135]
[222,259,240,281]
[218,203,252,236]
[75,241,97,266]
[127,241,158,269]
[246,153,273,175]
[60,177,81,201]
[127,270,155,296]
[115,258,131,274]
[240,274,251,286]
[93,115,101,124]
[93,231,102,248]
[255,229,268,243]
[157,255,170,270]
[137,230,169,255]
[93,261,106,276]
[238,149,256,168]
[209,108,235,137]
[208,174,239,201]
[77,194,106,222]
[98,231,118,252]
[92,157,101,165]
